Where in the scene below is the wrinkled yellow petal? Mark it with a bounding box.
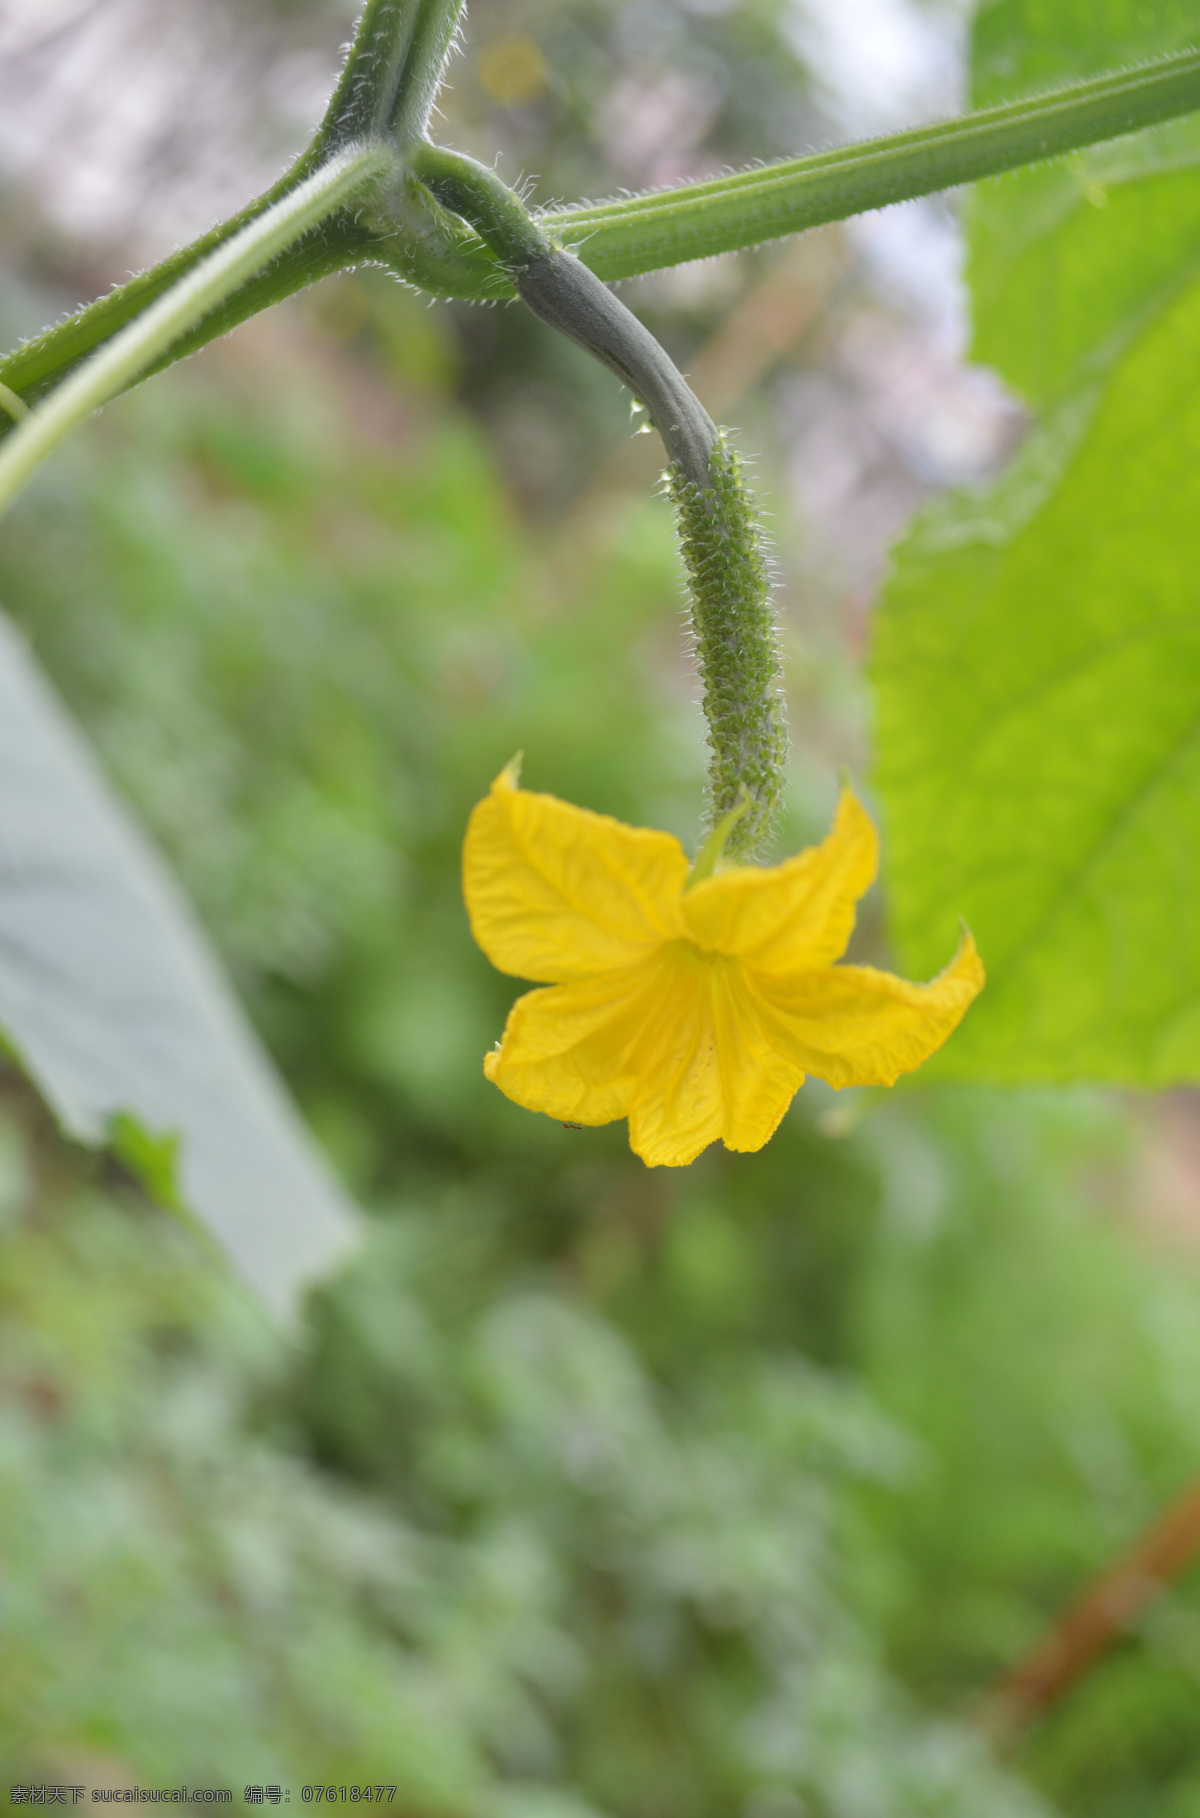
[484,955,670,1126]
[621,953,807,1164]
[485,941,809,1168]
[750,932,985,1089]
[487,946,730,1165]
[710,964,806,1153]
[464,763,688,982]
[626,948,725,1167]
[682,785,878,971]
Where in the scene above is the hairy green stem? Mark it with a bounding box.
[410,145,718,483]
[0,199,367,418]
[409,144,548,267]
[517,253,718,486]
[410,147,784,856]
[543,45,1200,281]
[672,437,788,858]
[5,45,1200,414]
[317,0,467,151]
[0,143,393,518]
[0,0,485,425]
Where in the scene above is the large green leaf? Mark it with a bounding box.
[0,609,358,1312]
[873,0,1200,1082]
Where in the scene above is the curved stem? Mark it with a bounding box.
[0,143,393,518]
[517,254,717,487]
[409,146,784,853]
[411,144,549,267]
[409,144,716,484]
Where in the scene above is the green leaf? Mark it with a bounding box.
[969,1,1200,405]
[874,0,1200,1083]
[0,609,358,1312]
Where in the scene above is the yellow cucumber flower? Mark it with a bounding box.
[464,763,983,1167]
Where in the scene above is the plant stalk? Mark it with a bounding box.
[0,143,393,518]
[410,144,718,486]
[543,45,1200,281]
[317,0,467,151]
[5,45,1200,409]
[410,145,785,856]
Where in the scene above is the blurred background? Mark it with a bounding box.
[1,0,1200,1811]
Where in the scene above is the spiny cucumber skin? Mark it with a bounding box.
[669,433,788,860]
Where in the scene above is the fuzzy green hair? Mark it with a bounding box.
[670,433,788,861]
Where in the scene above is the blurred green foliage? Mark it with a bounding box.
[3,0,1200,1811]
[0,264,1196,1813]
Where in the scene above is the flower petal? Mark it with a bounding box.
[626,950,725,1167]
[484,943,817,1166]
[626,952,805,1166]
[710,965,806,1153]
[682,785,878,971]
[750,933,985,1089]
[484,955,670,1126]
[464,762,688,982]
